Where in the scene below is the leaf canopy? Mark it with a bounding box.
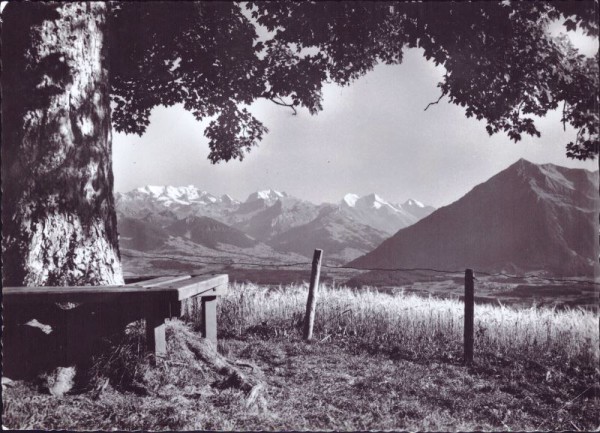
[108,1,599,161]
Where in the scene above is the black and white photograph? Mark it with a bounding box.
[1,1,599,430]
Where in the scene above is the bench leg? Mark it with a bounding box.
[146,315,167,358]
[201,296,218,344]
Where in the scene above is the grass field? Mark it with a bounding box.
[2,282,599,430]
[212,283,599,369]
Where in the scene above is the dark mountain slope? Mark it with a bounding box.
[118,218,170,252]
[351,159,599,277]
[167,216,258,249]
[269,205,389,263]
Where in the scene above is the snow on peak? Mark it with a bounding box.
[131,185,223,206]
[182,185,201,200]
[165,185,182,197]
[221,194,238,204]
[404,199,425,208]
[357,193,392,210]
[371,196,385,209]
[342,193,360,207]
[245,189,288,203]
[138,185,165,197]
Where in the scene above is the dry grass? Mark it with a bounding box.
[3,282,599,431]
[217,337,600,431]
[2,320,268,431]
[213,283,599,370]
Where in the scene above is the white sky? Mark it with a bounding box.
[113,38,598,208]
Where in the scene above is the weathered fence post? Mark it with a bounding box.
[303,249,323,341]
[464,268,474,365]
[144,301,168,360]
[201,296,218,344]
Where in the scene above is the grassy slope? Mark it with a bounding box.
[2,284,599,431]
[219,338,599,431]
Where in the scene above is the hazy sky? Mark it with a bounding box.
[113,42,598,208]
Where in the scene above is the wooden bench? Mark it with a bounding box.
[2,274,228,358]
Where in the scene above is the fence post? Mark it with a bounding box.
[464,268,474,365]
[201,296,218,344]
[303,249,323,341]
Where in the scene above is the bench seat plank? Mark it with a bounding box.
[2,286,169,305]
[163,274,228,301]
[2,274,228,305]
[128,275,192,288]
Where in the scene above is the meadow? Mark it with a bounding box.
[211,283,598,370]
[3,282,599,430]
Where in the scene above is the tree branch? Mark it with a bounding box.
[576,127,583,144]
[516,100,524,119]
[562,100,568,131]
[424,93,445,111]
[269,97,297,115]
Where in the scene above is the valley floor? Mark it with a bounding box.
[2,321,599,431]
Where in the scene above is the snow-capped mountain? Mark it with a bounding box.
[262,193,436,261]
[342,193,360,207]
[245,189,288,204]
[117,185,238,207]
[236,189,290,215]
[404,198,425,208]
[339,193,435,235]
[116,186,434,262]
[400,198,437,220]
[232,196,322,241]
[356,193,396,211]
[221,194,237,205]
[269,204,390,263]
[115,185,240,222]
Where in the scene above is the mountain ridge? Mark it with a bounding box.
[116,187,435,262]
[350,159,599,277]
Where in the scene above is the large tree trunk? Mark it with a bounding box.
[1,2,123,286]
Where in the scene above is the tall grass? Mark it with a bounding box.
[203,283,598,370]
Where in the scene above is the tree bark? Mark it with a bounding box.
[2,2,123,286]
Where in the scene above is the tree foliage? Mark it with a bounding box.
[108,1,598,161]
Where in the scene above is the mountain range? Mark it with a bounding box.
[350,159,599,278]
[116,159,598,278]
[115,187,434,263]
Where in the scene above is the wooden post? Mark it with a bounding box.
[303,249,323,341]
[201,296,218,344]
[146,315,167,359]
[464,268,474,365]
